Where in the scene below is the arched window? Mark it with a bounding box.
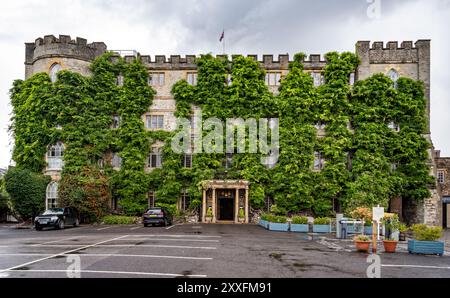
[47,142,64,170]
[49,63,62,83]
[46,182,58,209]
[387,69,399,89]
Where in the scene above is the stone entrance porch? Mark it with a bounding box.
[201,180,249,223]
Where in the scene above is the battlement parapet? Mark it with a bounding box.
[356,40,430,64]
[26,34,107,64]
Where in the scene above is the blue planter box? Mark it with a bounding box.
[290,224,309,233]
[408,240,444,256]
[259,219,269,229]
[268,222,289,232]
[364,226,373,235]
[313,224,331,233]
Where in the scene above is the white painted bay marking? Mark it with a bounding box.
[382,264,450,270]
[0,253,212,260]
[5,269,207,277]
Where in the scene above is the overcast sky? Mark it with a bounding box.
[0,0,449,168]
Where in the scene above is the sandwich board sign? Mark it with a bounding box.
[372,206,384,222]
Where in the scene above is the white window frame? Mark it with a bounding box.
[310,72,324,87]
[49,63,62,83]
[116,75,124,86]
[265,72,281,86]
[187,72,198,86]
[148,191,156,208]
[387,69,399,89]
[146,115,164,129]
[112,153,122,168]
[313,151,325,170]
[180,190,190,211]
[148,72,165,87]
[183,154,193,168]
[46,182,58,209]
[148,147,162,169]
[112,114,120,129]
[47,142,64,170]
[388,121,400,132]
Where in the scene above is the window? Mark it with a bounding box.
[116,75,124,86]
[46,182,58,209]
[148,147,162,168]
[349,73,355,86]
[112,153,122,168]
[265,72,281,86]
[183,154,193,168]
[347,152,353,171]
[47,142,64,170]
[313,151,325,170]
[388,121,400,132]
[148,191,156,208]
[438,171,445,184]
[148,72,165,86]
[180,190,190,211]
[187,72,198,86]
[314,121,326,130]
[56,124,62,130]
[49,63,62,83]
[391,163,398,171]
[223,153,233,169]
[112,115,120,129]
[387,69,399,89]
[146,115,164,129]
[226,74,232,86]
[310,72,324,87]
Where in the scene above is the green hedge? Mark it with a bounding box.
[313,217,331,225]
[291,216,309,224]
[101,215,139,225]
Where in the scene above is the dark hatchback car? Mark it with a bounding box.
[143,207,173,227]
[34,207,79,231]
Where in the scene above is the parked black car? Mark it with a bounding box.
[143,207,173,227]
[34,207,79,231]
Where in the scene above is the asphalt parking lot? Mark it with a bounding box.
[0,223,449,278]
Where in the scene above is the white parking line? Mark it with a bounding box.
[96,226,113,231]
[0,253,213,260]
[126,234,221,238]
[165,224,178,230]
[32,236,84,246]
[382,264,450,270]
[130,226,141,230]
[0,244,216,249]
[0,235,128,273]
[115,238,219,242]
[5,269,207,278]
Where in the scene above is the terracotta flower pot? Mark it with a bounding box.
[383,240,398,253]
[354,240,371,253]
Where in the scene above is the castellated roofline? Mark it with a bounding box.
[356,40,430,64]
[26,34,107,64]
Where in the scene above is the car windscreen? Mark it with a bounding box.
[42,208,64,215]
[145,208,162,213]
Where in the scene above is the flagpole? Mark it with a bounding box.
[223,29,225,54]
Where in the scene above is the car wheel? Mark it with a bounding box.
[58,220,65,230]
[35,227,42,231]
[73,219,79,227]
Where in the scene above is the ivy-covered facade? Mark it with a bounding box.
[10,35,440,225]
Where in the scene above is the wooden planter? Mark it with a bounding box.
[259,219,269,229]
[268,222,289,232]
[313,224,331,233]
[290,223,309,233]
[354,240,371,253]
[408,240,444,256]
[383,240,398,253]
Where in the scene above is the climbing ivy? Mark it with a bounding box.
[8,49,433,220]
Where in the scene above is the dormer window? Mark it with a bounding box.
[49,63,62,83]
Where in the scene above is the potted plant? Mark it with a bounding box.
[238,207,245,223]
[383,214,400,241]
[354,235,371,253]
[408,224,444,256]
[205,207,213,223]
[290,216,309,233]
[268,215,289,232]
[312,217,331,233]
[259,213,270,229]
[350,207,372,235]
[398,223,408,241]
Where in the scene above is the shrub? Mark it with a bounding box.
[4,168,50,221]
[313,217,330,225]
[238,208,245,218]
[206,207,213,217]
[270,215,287,223]
[291,216,308,224]
[156,202,178,217]
[411,224,443,241]
[354,235,370,241]
[260,212,270,221]
[398,223,408,233]
[101,215,139,225]
[350,207,372,221]
[270,204,287,216]
[364,219,373,227]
